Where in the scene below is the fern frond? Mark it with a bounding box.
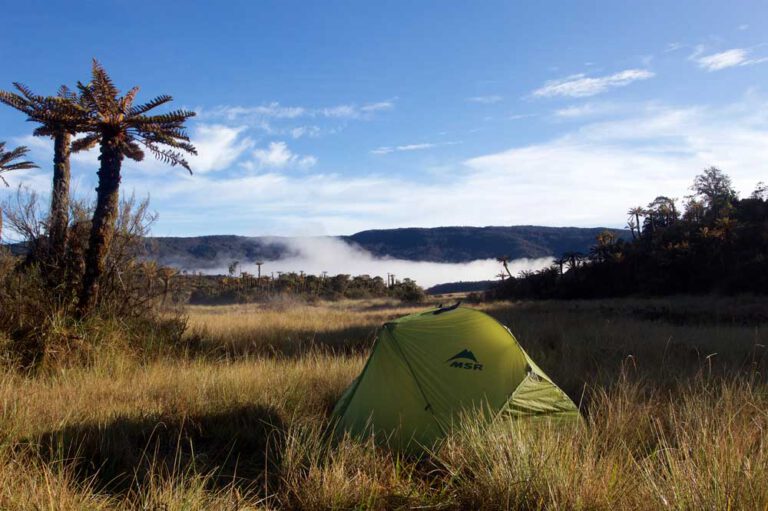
[12,82,43,102]
[71,134,101,153]
[142,141,192,173]
[128,95,172,116]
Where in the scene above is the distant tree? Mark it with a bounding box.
[683,197,706,224]
[159,266,177,305]
[553,255,567,275]
[589,230,618,263]
[0,142,37,241]
[645,196,678,232]
[0,84,88,258]
[496,255,513,278]
[75,60,197,315]
[562,251,583,270]
[751,181,767,201]
[691,167,737,214]
[228,260,239,277]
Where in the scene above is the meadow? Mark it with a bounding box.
[1,296,767,510]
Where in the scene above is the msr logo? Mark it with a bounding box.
[446,349,483,371]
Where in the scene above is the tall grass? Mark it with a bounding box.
[0,297,766,509]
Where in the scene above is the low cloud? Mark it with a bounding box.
[533,69,655,98]
[220,237,553,288]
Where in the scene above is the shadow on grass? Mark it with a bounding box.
[29,404,285,497]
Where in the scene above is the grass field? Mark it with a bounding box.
[1,297,767,510]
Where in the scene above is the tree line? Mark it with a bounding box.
[490,167,768,299]
[184,272,426,305]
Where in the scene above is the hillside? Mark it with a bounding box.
[145,226,627,269]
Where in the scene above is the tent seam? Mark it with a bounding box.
[388,329,444,433]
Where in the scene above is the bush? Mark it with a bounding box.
[0,190,187,370]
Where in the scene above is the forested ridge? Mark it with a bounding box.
[491,168,768,299]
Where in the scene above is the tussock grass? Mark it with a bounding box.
[0,297,766,509]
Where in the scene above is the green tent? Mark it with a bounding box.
[331,305,578,450]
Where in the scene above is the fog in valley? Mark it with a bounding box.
[200,236,553,288]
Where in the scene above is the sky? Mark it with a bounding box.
[2,0,768,237]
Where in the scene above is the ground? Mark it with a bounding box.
[1,297,767,510]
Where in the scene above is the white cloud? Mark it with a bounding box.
[553,102,621,119]
[8,98,768,240]
[467,95,503,104]
[209,103,306,120]
[693,48,768,71]
[664,42,685,53]
[208,100,394,122]
[359,101,395,113]
[290,126,322,139]
[130,99,768,236]
[188,124,254,173]
[247,141,317,170]
[371,141,459,155]
[554,104,600,118]
[533,69,655,98]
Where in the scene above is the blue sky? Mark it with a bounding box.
[2,0,768,237]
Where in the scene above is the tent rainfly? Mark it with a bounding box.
[331,305,579,450]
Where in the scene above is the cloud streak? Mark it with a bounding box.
[533,69,655,98]
[692,48,768,71]
[206,100,394,122]
[467,95,503,104]
[371,141,460,155]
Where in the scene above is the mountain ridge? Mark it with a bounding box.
[145,225,628,269]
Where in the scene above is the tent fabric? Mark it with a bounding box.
[331,306,578,450]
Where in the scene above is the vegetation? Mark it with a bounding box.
[0,298,765,509]
[181,271,426,305]
[427,279,493,294]
[492,167,768,299]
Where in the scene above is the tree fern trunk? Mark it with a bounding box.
[49,132,71,259]
[78,137,122,316]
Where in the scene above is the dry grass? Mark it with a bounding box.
[0,297,767,509]
[184,298,424,356]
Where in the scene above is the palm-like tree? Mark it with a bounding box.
[553,256,567,275]
[0,142,38,241]
[627,207,644,239]
[75,60,196,315]
[562,251,583,270]
[0,84,87,257]
[496,255,513,279]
